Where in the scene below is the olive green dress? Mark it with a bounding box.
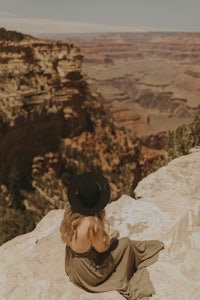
[65,237,164,300]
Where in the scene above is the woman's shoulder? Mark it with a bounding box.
[77,216,103,238]
[77,217,92,235]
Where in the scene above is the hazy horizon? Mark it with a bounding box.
[1,0,200,36]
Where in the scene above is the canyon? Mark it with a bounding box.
[2,29,200,244]
[59,32,200,148]
[0,30,141,243]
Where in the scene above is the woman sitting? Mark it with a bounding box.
[60,172,164,300]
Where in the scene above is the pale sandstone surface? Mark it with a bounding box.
[1,149,200,300]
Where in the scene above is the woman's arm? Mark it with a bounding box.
[89,224,111,253]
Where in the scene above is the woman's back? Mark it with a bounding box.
[68,217,92,253]
[61,172,164,299]
[62,212,111,254]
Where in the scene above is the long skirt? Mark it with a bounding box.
[65,237,164,300]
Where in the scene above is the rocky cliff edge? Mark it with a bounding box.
[0,149,200,300]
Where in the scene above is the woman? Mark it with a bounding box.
[60,172,164,300]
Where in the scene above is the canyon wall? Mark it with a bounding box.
[0,37,89,183]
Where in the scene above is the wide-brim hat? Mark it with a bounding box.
[67,172,110,216]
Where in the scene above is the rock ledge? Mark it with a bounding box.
[1,150,200,299]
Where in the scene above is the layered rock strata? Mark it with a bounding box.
[0,33,142,225]
[68,32,200,139]
[0,37,89,183]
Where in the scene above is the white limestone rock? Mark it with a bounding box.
[1,149,200,299]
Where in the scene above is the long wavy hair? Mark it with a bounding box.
[60,203,107,244]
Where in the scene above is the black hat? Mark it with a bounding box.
[67,172,110,216]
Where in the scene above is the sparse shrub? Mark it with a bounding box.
[8,168,24,209]
[61,142,102,182]
[0,208,36,245]
[19,78,29,86]
[166,124,193,159]
[166,110,200,159]
[146,109,200,174]
[190,111,200,146]
[0,27,26,41]
[8,167,32,209]
[23,47,35,63]
[146,156,167,175]
[107,119,116,135]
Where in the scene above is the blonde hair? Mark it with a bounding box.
[60,203,107,244]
